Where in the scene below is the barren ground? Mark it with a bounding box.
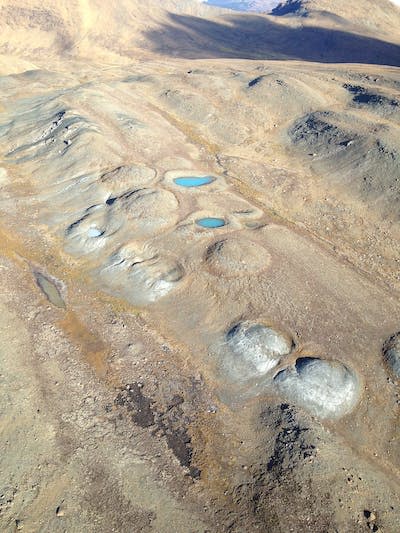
[1,1,400,531]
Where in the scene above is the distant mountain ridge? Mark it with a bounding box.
[272,0,400,40]
[272,0,400,19]
[0,0,399,70]
[205,1,279,11]
[205,0,400,15]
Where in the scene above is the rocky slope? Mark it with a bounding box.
[272,0,400,41]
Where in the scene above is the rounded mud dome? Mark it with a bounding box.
[383,333,400,378]
[118,188,179,235]
[100,244,185,305]
[100,165,156,196]
[128,258,184,304]
[222,322,293,382]
[274,357,360,419]
[205,238,271,277]
[65,204,123,254]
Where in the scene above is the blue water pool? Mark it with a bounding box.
[174,176,214,187]
[196,217,226,228]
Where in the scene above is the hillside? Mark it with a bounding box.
[273,0,400,41]
[1,0,400,68]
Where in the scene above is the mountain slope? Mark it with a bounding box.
[0,0,215,64]
[272,0,400,41]
[1,0,399,68]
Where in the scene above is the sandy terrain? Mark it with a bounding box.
[1,0,400,531]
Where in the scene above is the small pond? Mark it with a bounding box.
[174,176,214,188]
[196,217,226,228]
[35,272,66,309]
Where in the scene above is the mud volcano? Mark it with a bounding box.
[100,165,156,195]
[100,244,185,305]
[205,237,271,276]
[222,322,293,381]
[65,204,123,254]
[274,357,360,419]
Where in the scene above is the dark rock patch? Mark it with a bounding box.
[382,332,400,378]
[272,1,306,17]
[344,84,399,108]
[230,404,335,531]
[115,383,155,428]
[248,75,265,87]
[114,385,200,478]
[263,403,316,479]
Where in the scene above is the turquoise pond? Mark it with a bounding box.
[174,176,214,187]
[196,217,226,228]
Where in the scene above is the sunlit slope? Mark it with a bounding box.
[1,0,400,69]
[0,0,215,65]
[273,0,400,42]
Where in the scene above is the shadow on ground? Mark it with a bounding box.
[145,13,400,66]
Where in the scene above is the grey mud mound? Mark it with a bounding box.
[115,188,179,230]
[383,332,400,378]
[65,204,123,255]
[222,322,293,381]
[205,237,271,276]
[100,242,185,305]
[65,188,179,255]
[274,357,360,419]
[99,165,157,196]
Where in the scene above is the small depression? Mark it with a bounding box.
[196,217,226,229]
[34,272,65,309]
[174,176,214,188]
[87,227,103,238]
[220,322,293,382]
[205,237,271,276]
[274,357,360,420]
[383,333,400,378]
